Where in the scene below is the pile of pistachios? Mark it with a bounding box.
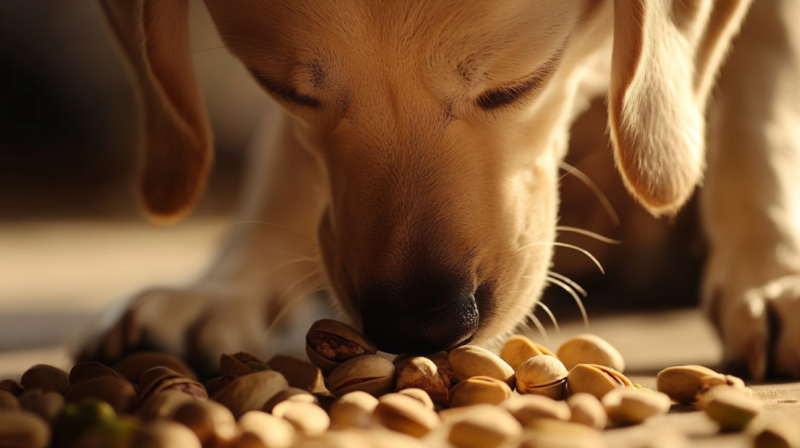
[0,319,789,448]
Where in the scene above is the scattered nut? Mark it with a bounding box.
[519,419,605,448]
[220,352,270,378]
[262,387,317,413]
[69,362,125,384]
[656,365,724,405]
[64,375,137,414]
[237,410,296,448]
[397,388,434,410]
[448,345,516,388]
[112,352,196,382]
[306,319,377,375]
[272,401,330,436]
[602,388,671,425]
[500,335,556,371]
[20,365,70,395]
[136,390,196,421]
[268,355,326,393]
[373,393,439,438]
[325,355,395,397]
[566,393,607,430]
[754,417,800,448]
[516,355,568,399]
[557,334,625,372]
[449,376,513,408]
[329,391,379,429]
[172,399,237,448]
[448,405,522,448]
[394,356,448,406]
[0,390,19,411]
[699,385,763,432]
[19,390,65,422]
[566,364,633,400]
[0,411,50,448]
[501,394,571,425]
[214,370,288,419]
[130,420,201,448]
[0,379,24,397]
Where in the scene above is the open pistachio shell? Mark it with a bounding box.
[516,355,568,399]
[325,355,395,397]
[213,370,288,419]
[566,364,633,400]
[500,335,557,372]
[395,356,448,406]
[306,320,377,376]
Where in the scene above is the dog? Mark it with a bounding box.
[83,0,800,381]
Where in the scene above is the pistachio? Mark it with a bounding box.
[213,370,288,419]
[172,399,237,448]
[448,345,516,388]
[306,319,377,375]
[271,401,330,436]
[204,375,236,398]
[696,374,751,402]
[501,394,571,425]
[64,376,137,414]
[18,390,64,422]
[20,365,70,395]
[69,362,125,384]
[0,411,50,448]
[0,391,19,411]
[427,351,458,389]
[557,334,625,372]
[566,393,607,430]
[262,387,317,413]
[699,385,763,432]
[290,431,371,448]
[519,419,605,448]
[325,355,395,397]
[237,410,296,448]
[0,379,24,397]
[566,364,633,400]
[449,376,513,408]
[350,428,427,448]
[601,388,671,425]
[397,388,434,410]
[53,399,119,447]
[130,420,201,448]
[501,335,557,371]
[656,365,724,404]
[268,355,326,394]
[220,352,270,378]
[329,391,379,429]
[754,417,800,448]
[373,393,439,438]
[516,355,568,400]
[395,356,448,406]
[112,352,196,382]
[138,367,207,403]
[137,390,196,421]
[448,405,522,448]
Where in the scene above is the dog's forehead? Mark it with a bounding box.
[205,0,584,83]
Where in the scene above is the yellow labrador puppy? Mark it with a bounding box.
[86,0,800,380]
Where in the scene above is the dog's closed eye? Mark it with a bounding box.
[249,69,321,108]
[476,49,563,111]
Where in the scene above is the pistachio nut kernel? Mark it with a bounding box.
[557,334,625,372]
[112,352,196,382]
[0,411,50,448]
[213,370,289,419]
[271,401,330,436]
[306,319,377,376]
[500,335,557,372]
[699,385,763,432]
[268,355,326,394]
[448,405,522,448]
[566,364,633,400]
[656,365,723,405]
[501,394,571,425]
[449,376,513,408]
[325,355,395,397]
[601,388,671,425]
[373,393,440,438]
[566,393,607,430]
[238,410,296,448]
[395,356,448,406]
[448,345,516,388]
[21,365,70,395]
[516,355,568,399]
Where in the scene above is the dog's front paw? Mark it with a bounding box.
[78,287,268,374]
[705,275,800,380]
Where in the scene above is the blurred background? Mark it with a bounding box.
[0,1,719,376]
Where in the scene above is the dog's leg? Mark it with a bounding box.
[702,0,800,379]
[81,110,325,371]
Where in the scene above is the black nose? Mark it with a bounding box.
[360,277,479,354]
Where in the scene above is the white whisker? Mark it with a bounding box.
[270,257,321,274]
[533,300,560,332]
[555,226,621,245]
[547,271,587,297]
[517,242,605,275]
[227,220,315,241]
[546,276,589,328]
[558,161,620,226]
[526,312,548,341]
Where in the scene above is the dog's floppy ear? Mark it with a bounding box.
[100,0,212,222]
[609,0,752,216]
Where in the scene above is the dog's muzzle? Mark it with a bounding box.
[360,277,479,354]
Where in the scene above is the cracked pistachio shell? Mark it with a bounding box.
[448,405,522,448]
[0,391,19,411]
[566,364,633,400]
[557,334,625,372]
[306,320,377,376]
[602,388,671,425]
[700,385,763,432]
[519,419,605,448]
[395,357,448,407]
[238,410,296,448]
[19,390,65,423]
[448,346,516,388]
[516,355,568,399]
[500,335,557,372]
[329,391,379,429]
[138,367,207,403]
[566,393,607,430]
[656,365,723,405]
[373,393,440,438]
[272,401,330,436]
[172,399,237,447]
[0,411,50,448]
[214,370,288,419]
[113,352,196,382]
[501,394,571,425]
[268,355,326,394]
[21,365,70,395]
[325,355,395,397]
[449,376,513,408]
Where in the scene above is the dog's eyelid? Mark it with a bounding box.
[476,49,563,111]
[248,69,321,108]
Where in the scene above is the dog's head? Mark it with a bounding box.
[101,0,751,354]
